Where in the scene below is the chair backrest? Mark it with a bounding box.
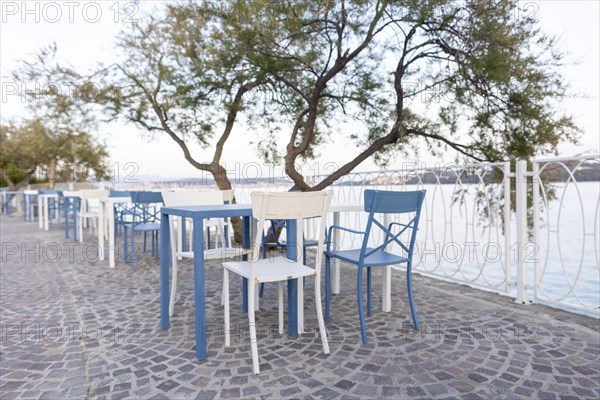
[80,189,108,200]
[128,191,164,223]
[62,190,80,198]
[251,191,332,269]
[364,190,425,214]
[361,189,426,261]
[109,190,131,198]
[162,190,224,207]
[131,191,164,204]
[221,189,234,203]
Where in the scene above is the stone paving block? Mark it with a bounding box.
[0,216,598,400]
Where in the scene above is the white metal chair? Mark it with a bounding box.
[222,191,332,374]
[162,190,249,317]
[77,190,109,242]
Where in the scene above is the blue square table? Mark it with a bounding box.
[159,204,300,360]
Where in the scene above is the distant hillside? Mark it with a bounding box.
[138,160,599,188]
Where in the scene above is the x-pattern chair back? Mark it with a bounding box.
[360,190,425,262]
[124,191,164,271]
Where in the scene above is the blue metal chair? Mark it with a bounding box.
[325,189,426,344]
[61,191,81,240]
[110,190,132,238]
[123,191,163,271]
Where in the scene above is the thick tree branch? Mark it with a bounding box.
[406,129,486,162]
[212,79,262,164]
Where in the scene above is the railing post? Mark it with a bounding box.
[503,161,512,294]
[531,162,540,302]
[515,160,529,304]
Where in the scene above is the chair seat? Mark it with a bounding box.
[178,247,252,260]
[223,256,316,283]
[264,239,318,248]
[124,223,161,232]
[330,248,408,267]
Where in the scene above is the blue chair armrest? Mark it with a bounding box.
[326,225,366,253]
[328,225,366,236]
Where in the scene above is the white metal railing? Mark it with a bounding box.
[526,155,600,314]
[302,157,599,317]
[304,163,514,296]
[31,156,596,317]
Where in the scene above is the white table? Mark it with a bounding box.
[328,203,392,313]
[97,197,131,268]
[38,194,59,230]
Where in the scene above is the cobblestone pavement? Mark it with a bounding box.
[1,215,599,399]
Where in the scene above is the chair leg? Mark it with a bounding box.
[406,264,419,331]
[143,232,147,252]
[367,267,372,316]
[314,274,330,354]
[220,280,225,306]
[259,244,266,298]
[78,216,83,243]
[248,280,260,374]
[151,232,155,256]
[131,229,135,272]
[357,266,368,344]
[278,281,283,335]
[325,254,331,323]
[223,268,230,346]
[124,228,128,263]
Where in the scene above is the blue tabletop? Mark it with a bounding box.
[161,204,253,218]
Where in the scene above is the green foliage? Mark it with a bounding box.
[0,119,108,188]
[216,0,579,189]
[4,44,109,188]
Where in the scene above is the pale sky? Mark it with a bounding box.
[1,0,598,180]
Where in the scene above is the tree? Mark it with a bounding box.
[223,0,580,190]
[6,44,109,189]
[84,2,272,241]
[0,119,109,189]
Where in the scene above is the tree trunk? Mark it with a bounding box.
[0,168,16,190]
[211,163,243,244]
[48,158,57,189]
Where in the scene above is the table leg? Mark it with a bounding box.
[242,216,250,313]
[160,212,171,330]
[73,200,78,241]
[38,197,44,229]
[44,198,50,231]
[98,202,105,261]
[286,219,298,337]
[108,203,116,268]
[296,218,304,334]
[193,217,207,359]
[181,217,187,252]
[65,199,69,239]
[332,211,341,294]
